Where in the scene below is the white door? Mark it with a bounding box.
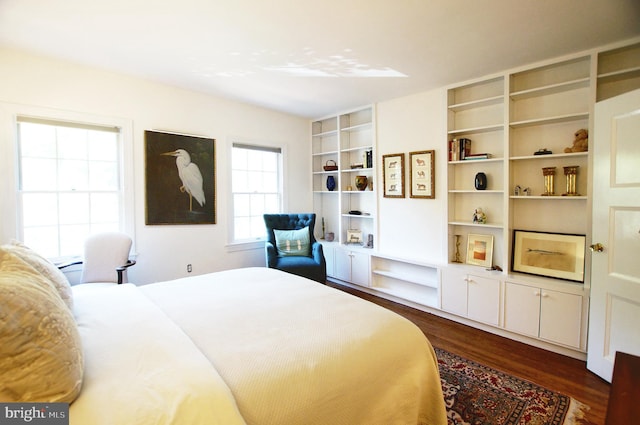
[587,88,640,382]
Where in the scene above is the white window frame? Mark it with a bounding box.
[0,103,135,260]
[227,139,286,250]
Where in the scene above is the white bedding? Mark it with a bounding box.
[70,267,446,425]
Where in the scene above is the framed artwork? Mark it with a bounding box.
[145,130,216,225]
[409,150,435,199]
[466,233,493,268]
[382,153,405,198]
[346,229,363,244]
[512,230,586,282]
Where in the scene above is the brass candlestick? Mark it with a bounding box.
[563,166,580,196]
[542,167,556,196]
[453,234,462,263]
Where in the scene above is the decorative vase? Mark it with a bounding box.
[326,175,336,191]
[355,175,368,191]
[474,172,487,190]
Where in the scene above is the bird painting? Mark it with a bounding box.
[161,149,205,212]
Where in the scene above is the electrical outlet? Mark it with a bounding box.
[187,264,192,273]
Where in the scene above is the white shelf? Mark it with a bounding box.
[341,122,372,132]
[341,213,374,218]
[372,269,437,289]
[448,95,504,112]
[510,195,587,200]
[510,78,590,100]
[312,129,338,137]
[448,189,504,194]
[510,152,588,161]
[448,157,503,165]
[448,123,504,135]
[509,112,589,128]
[312,150,339,157]
[448,221,504,229]
[372,286,439,309]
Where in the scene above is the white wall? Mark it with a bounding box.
[0,47,311,284]
[375,89,448,263]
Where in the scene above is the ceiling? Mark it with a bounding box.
[1,0,639,118]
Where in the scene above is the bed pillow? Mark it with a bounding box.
[274,227,311,257]
[0,250,83,403]
[3,240,73,310]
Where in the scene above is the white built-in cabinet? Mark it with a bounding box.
[441,267,501,327]
[314,39,640,359]
[334,248,370,287]
[504,281,583,349]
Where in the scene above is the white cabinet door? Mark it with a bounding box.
[334,247,352,282]
[504,282,540,338]
[467,275,501,326]
[505,281,583,349]
[441,268,468,317]
[540,290,582,348]
[350,250,370,287]
[333,247,370,287]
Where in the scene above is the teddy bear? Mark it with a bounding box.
[564,129,588,153]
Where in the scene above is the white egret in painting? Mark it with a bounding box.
[161,149,205,211]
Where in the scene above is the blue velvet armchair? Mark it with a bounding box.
[263,213,327,283]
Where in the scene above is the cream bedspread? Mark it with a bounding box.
[70,267,446,425]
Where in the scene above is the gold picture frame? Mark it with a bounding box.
[382,153,405,198]
[409,150,435,199]
[512,230,586,282]
[466,233,494,268]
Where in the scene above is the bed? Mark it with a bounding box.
[1,244,446,425]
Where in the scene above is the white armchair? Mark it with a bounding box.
[59,232,136,284]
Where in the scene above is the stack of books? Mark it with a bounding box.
[463,153,493,160]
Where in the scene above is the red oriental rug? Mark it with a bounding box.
[436,348,589,425]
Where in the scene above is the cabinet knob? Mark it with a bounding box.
[589,243,604,252]
[541,292,549,298]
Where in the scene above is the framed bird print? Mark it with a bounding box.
[145,130,216,225]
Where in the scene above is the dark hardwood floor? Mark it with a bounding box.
[327,282,611,425]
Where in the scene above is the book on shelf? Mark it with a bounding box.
[449,138,472,161]
[463,153,493,160]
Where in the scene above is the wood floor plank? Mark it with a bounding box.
[328,282,610,425]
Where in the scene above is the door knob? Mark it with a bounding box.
[589,243,604,252]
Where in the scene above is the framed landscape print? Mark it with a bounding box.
[409,150,435,199]
[512,230,586,282]
[382,153,405,198]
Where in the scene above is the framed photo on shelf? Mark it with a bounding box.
[466,233,493,268]
[346,229,363,244]
[382,153,405,198]
[512,230,586,282]
[409,150,434,199]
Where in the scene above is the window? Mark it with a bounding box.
[17,117,123,258]
[231,143,282,242]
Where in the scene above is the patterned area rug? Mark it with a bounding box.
[436,348,588,425]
